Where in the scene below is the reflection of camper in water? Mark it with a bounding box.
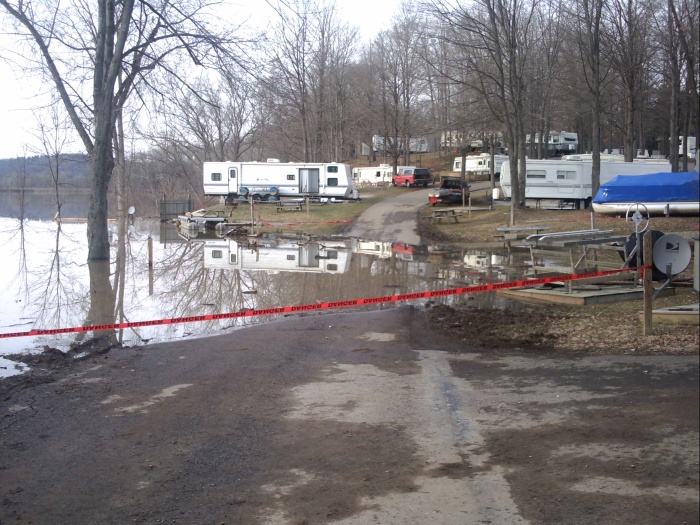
[203,238,352,273]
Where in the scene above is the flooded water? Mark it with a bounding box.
[0,191,535,376]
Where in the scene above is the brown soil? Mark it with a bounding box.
[420,193,700,356]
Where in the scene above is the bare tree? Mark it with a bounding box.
[0,0,243,260]
[570,0,607,196]
[30,98,77,218]
[371,5,425,172]
[426,0,538,221]
[668,0,699,171]
[605,0,655,161]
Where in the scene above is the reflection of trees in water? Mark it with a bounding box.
[8,221,91,335]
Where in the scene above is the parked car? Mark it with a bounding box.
[428,176,470,205]
[393,167,433,187]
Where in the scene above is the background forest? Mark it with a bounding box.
[0,0,697,217]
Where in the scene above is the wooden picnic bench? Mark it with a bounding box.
[276,201,303,212]
[430,208,461,224]
[523,229,632,289]
[494,226,551,248]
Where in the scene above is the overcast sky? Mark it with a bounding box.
[0,0,403,160]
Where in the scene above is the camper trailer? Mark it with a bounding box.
[678,136,697,159]
[203,237,352,274]
[452,153,509,178]
[499,155,672,209]
[203,160,354,203]
[525,131,578,156]
[372,135,430,153]
[352,164,394,186]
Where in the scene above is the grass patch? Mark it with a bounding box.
[204,187,406,236]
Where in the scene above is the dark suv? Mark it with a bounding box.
[428,177,470,205]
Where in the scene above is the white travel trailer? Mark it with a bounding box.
[499,155,672,209]
[525,131,579,155]
[678,136,697,158]
[452,154,509,177]
[203,160,354,203]
[372,135,430,153]
[352,164,394,186]
[203,238,352,274]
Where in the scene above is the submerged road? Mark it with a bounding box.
[0,185,697,524]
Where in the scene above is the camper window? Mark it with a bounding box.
[328,264,338,271]
[327,178,339,186]
[327,166,339,173]
[327,250,338,259]
[287,174,295,180]
[287,255,296,260]
[212,250,223,259]
[229,168,237,179]
[556,170,576,180]
[526,170,547,179]
[211,173,222,181]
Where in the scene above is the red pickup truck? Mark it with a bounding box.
[392,167,433,187]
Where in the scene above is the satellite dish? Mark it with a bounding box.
[128,206,136,215]
[653,233,691,276]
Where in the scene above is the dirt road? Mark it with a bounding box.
[1,186,698,524]
[1,306,697,524]
[345,182,493,243]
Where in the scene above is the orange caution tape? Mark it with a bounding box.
[0,267,644,339]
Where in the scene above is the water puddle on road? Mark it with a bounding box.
[0,218,537,371]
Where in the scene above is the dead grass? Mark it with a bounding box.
[423,192,699,356]
[202,186,407,236]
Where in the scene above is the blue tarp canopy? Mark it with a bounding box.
[593,171,700,204]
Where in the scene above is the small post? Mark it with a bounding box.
[249,195,255,235]
[643,229,653,335]
[148,236,154,296]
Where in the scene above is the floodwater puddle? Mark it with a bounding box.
[0,209,537,375]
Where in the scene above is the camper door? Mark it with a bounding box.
[299,168,320,194]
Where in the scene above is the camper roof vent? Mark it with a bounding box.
[266,158,280,163]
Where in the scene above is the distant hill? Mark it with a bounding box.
[0,154,91,188]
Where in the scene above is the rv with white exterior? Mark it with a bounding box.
[372,135,430,153]
[499,154,672,208]
[678,136,697,158]
[203,160,354,203]
[525,131,579,155]
[203,238,352,274]
[352,164,394,186]
[452,153,509,177]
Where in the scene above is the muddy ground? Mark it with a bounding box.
[419,195,700,356]
[0,194,698,524]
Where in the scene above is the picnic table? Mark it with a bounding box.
[494,225,551,250]
[495,225,551,236]
[276,201,303,212]
[523,229,631,287]
[430,208,461,224]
